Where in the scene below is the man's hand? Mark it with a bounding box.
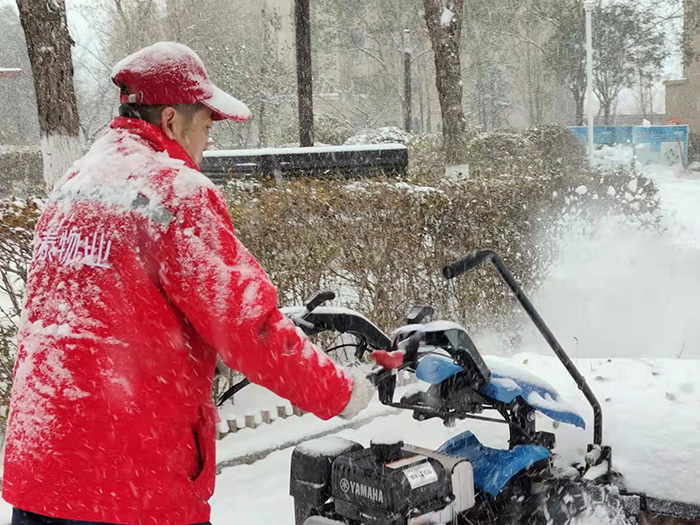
[338,372,375,420]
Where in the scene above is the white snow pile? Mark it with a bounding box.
[441,7,454,26]
[296,436,359,457]
[591,144,635,170]
[344,126,410,146]
[342,179,443,196]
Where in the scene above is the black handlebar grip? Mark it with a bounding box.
[443,250,495,280]
[305,290,337,313]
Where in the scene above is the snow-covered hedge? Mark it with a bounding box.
[0,199,40,435]
[344,126,411,146]
[226,166,659,334]
[523,124,587,174]
[0,146,44,198]
[465,132,543,178]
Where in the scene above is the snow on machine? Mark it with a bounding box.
[219,250,700,524]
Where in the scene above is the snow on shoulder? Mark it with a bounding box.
[172,164,216,199]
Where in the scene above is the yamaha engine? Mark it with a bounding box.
[290,436,475,525]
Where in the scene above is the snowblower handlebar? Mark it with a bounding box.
[443,250,604,446]
[442,250,496,279]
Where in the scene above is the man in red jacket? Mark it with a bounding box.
[2,42,374,525]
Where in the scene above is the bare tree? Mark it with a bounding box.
[16,0,82,188]
[314,0,433,132]
[423,0,466,163]
[592,3,667,125]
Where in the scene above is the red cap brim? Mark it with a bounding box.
[202,84,252,122]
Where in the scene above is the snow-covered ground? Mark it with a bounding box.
[534,147,700,360]
[1,147,699,523]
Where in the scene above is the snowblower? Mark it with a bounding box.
[219,250,700,524]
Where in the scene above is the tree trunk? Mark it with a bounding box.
[295,0,314,147]
[601,100,612,126]
[17,0,82,189]
[423,0,466,164]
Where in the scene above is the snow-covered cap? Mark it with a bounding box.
[111,42,251,122]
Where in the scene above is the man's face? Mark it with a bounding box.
[171,106,214,166]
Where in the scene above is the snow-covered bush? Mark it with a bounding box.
[344,126,410,146]
[0,146,45,198]
[465,132,543,178]
[0,198,40,436]
[225,163,660,334]
[406,133,445,181]
[278,112,355,146]
[314,113,356,146]
[523,124,586,174]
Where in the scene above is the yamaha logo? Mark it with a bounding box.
[339,477,384,503]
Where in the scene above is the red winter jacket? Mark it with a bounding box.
[2,117,353,525]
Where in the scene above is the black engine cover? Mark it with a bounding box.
[291,437,364,507]
[331,446,452,524]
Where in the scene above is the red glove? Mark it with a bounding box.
[372,350,404,370]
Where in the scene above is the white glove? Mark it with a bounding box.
[338,371,375,420]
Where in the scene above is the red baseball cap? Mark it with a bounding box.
[111,42,251,122]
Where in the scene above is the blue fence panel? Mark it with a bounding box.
[567,125,688,165]
[633,125,688,166]
[569,126,588,146]
[568,126,634,147]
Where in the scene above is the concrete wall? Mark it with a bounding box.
[664,79,700,131]
[665,1,700,133]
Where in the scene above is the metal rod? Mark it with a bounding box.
[389,403,508,425]
[491,253,603,445]
[217,378,250,407]
[443,250,603,445]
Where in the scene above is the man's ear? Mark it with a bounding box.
[160,107,177,140]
